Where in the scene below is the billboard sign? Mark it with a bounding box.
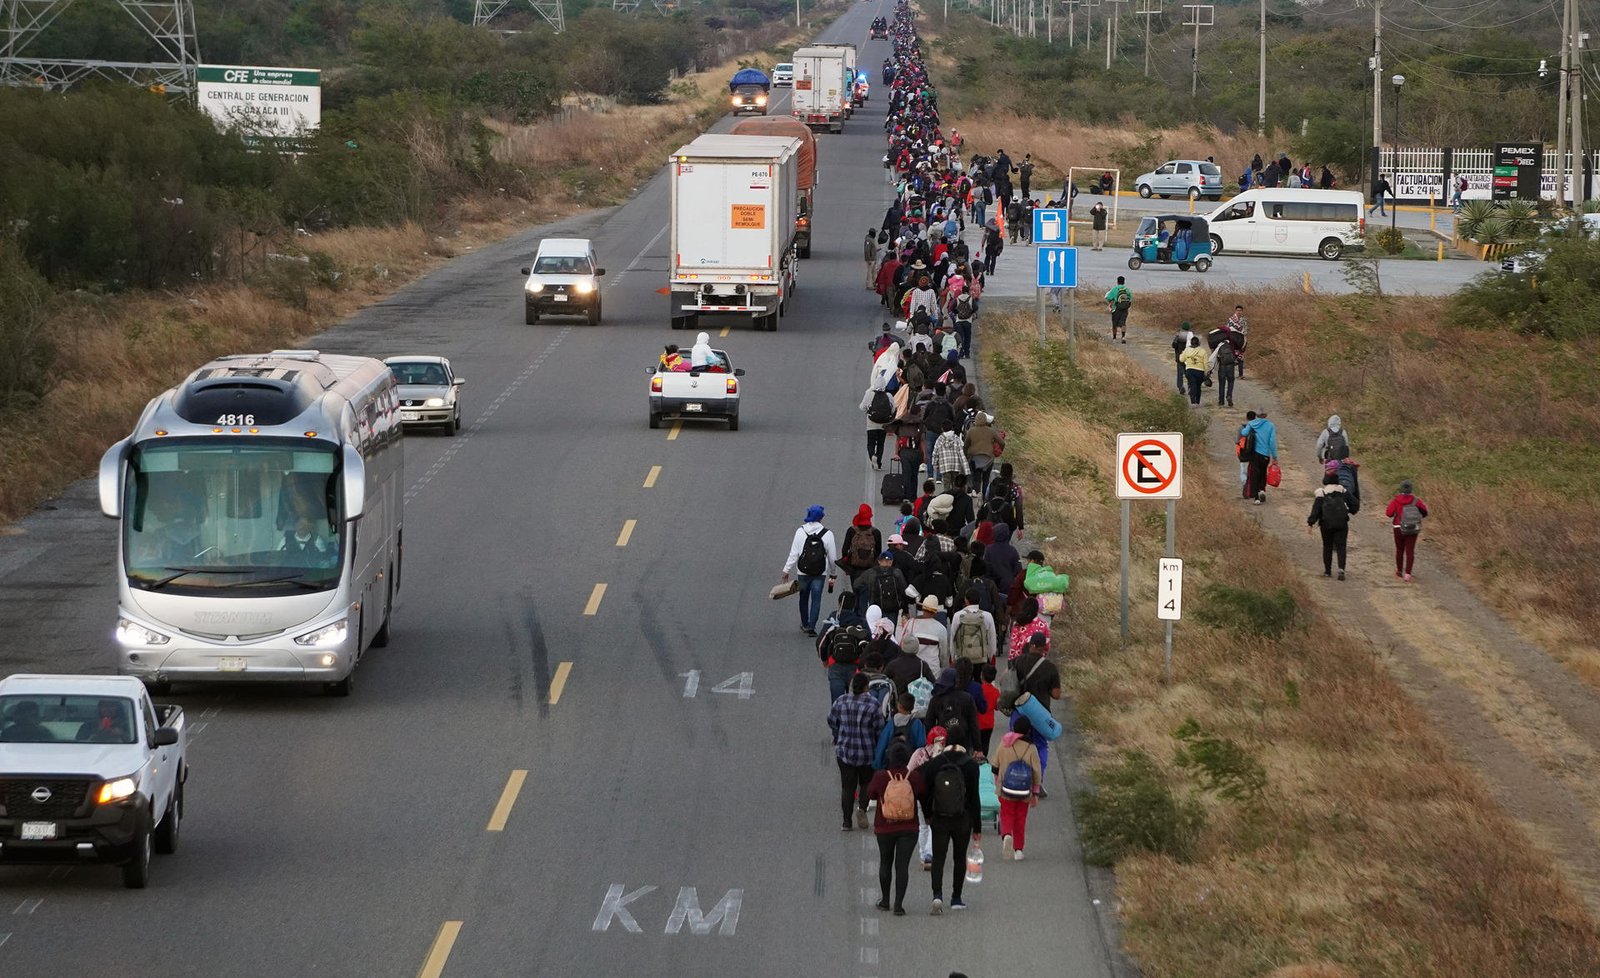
[197,65,321,142]
[1492,142,1542,202]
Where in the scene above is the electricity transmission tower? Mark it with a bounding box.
[473,0,565,33]
[0,0,200,93]
[612,0,677,12]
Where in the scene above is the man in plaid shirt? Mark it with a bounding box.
[828,672,886,830]
[930,423,969,486]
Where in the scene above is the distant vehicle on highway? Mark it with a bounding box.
[771,63,794,86]
[99,349,404,697]
[522,238,605,325]
[650,345,744,430]
[386,355,465,435]
[0,674,188,888]
[729,67,770,115]
[870,16,888,38]
[1133,159,1225,201]
[1204,189,1367,260]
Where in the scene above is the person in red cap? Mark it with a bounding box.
[839,504,882,588]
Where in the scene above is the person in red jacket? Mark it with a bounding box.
[1384,480,1430,581]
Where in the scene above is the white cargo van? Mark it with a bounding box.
[1204,189,1367,260]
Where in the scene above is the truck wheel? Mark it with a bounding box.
[728,415,739,431]
[154,786,181,855]
[648,411,661,430]
[588,300,602,326]
[525,306,539,326]
[670,317,686,331]
[122,827,152,888]
[797,243,811,259]
[145,680,172,696]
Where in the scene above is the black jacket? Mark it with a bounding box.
[925,688,981,752]
[918,749,983,832]
[884,649,935,695]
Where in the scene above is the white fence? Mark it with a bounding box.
[1380,147,1600,204]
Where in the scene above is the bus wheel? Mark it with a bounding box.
[372,577,392,648]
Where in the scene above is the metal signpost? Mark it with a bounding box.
[1157,557,1183,682]
[1033,208,1078,355]
[1115,432,1183,677]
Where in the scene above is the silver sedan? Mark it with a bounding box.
[385,356,465,436]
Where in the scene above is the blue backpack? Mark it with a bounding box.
[1000,759,1034,799]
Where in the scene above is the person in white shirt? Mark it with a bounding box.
[898,595,950,673]
[945,589,998,668]
[780,505,839,637]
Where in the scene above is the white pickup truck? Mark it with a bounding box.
[649,347,745,431]
[0,675,188,888]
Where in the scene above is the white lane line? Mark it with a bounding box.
[0,933,9,948]
[404,327,572,504]
[11,899,40,915]
[615,224,669,283]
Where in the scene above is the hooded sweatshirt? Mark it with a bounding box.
[984,524,1021,587]
[924,668,981,752]
[690,332,715,367]
[990,731,1042,795]
[1315,415,1351,462]
[1242,416,1279,460]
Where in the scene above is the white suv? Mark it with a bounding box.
[771,63,794,86]
[522,238,605,325]
[1135,160,1225,201]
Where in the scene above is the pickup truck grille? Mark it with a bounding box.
[1,778,92,819]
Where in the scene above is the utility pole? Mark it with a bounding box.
[1371,0,1382,160]
[1257,0,1267,137]
[1572,1,1585,203]
[1137,0,1161,78]
[1557,0,1571,205]
[1183,4,1213,98]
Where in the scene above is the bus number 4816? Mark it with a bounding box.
[215,414,255,426]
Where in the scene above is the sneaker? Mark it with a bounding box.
[951,897,967,911]
[920,861,931,872]
[1037,786,1049,799]
[893,906,906,916]
[1256,491,1266,503]
[1404,573,1413,582]
[1395,571,1404,579]
[841,823,853,832]
[875,899,891,911]
[1001,834,1014,859]
[855,808,869,830]
[1014,850,1025,861]
[1323,569,1331,578]
[1337,571,1345,581]
[930,897,944,915]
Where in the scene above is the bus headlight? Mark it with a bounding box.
[294,619,348,647]
[116,618,170,646]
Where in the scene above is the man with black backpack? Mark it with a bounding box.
[855,551,910,633]
[926,667,981,754]
[951,286,978,358]
[1208,327,1240,408]
[1306,470,1352,580]
[1315,415,1351,465]
[916,729,982,914]
[781,505,839,638]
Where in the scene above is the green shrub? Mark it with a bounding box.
[1455,199,1497,241]
[1077,750,1205,866]
[0,241,55,412]
[1193,584,1298,638]
[1173,717,1268,803]
[1372,226,1407,255]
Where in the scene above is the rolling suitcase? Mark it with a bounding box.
[881,457,905,506]
[978,767,1001,833]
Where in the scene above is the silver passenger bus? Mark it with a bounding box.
[98,351,403,696]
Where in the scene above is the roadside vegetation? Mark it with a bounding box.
[980,310,1600,977]
[0,0,830,520]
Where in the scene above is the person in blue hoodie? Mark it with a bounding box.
[1240,411,1280,504]
[983,523,1021,591]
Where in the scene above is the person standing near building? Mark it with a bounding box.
[781,505,839,636]
[1369,173,1392,216]
[1384,480,1430,582]
[1104,276,1132,343]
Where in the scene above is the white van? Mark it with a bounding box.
[1204,189,1367,260]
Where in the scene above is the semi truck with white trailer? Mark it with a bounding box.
[668,134,801,332]
[790,46,850,134]
[811,43,858,117]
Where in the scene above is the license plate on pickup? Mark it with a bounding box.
[553,294,568,302]
[218,656,248,672]
[401,411,418,421]
[20,822,57,841]
[684,403,703,412]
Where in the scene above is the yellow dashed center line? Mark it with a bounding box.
[643,465,662,488]
[549,661,573,704]
[583,583,607,616]
[719,324,732,337]
[416,920,463,978]
[616,519,636,547]
[667,421,682,441]
[486,771,528,832]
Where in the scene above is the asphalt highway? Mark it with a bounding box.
[0,5,1128,976]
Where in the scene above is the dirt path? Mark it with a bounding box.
[1114,318,1600,915]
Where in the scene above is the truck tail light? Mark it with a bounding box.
[651,377,663,393]
[726,378,738,394]
[1358,216,1366,235]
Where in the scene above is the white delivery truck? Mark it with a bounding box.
[668,134,801,333]
[811,43,858,118]
[791,46,849,133]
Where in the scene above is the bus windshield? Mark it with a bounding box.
[123,439,344,596]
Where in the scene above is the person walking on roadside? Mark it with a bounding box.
[1180,335,1209,406]
[899,595,951,673]
[1009,633,1062,793]
[857,551,909,634]
[1315,415,1351,465]
[964,412,1003,496]
[874,692,929,768]
[1089,201,1109,251]
[1306,470,1352,579]
[1104,276,1132,343]
[865,228,885,289]
[991,715,1042,861]
[1240,411,1279,504]
[1226,304,1249,376]
[781,505,839,637]
[1170,321,1197,394]
[948,588,998,668]
[1207,327,1240,407]
[1384,480,1430,582]
[829,671,887,831]
[917,729,982,914]
[1006,596,1050,659]
[982,222,1004,275]
[840,504,883,589]
[866,740,926,916]
[1369,173,1392,217]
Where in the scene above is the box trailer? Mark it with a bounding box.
[791,46,848,134]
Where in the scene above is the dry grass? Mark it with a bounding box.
[1135,284,1600,689]
[980,310,1600,977]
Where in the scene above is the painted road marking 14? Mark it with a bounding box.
[679,671,754,699]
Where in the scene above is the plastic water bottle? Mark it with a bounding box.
[964,841,985,884]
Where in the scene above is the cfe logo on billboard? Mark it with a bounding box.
[197,65,321,142]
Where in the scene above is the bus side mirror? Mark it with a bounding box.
[99,439,130,519]
[342,444,366,521]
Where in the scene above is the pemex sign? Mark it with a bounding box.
[197,65,321,142]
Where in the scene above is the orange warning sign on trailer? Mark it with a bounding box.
[730,204,766,229]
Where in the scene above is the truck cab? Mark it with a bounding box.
[522,238,606,325]
[0,675,187,888]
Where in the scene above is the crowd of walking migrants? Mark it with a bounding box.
[780,0,1437,928]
